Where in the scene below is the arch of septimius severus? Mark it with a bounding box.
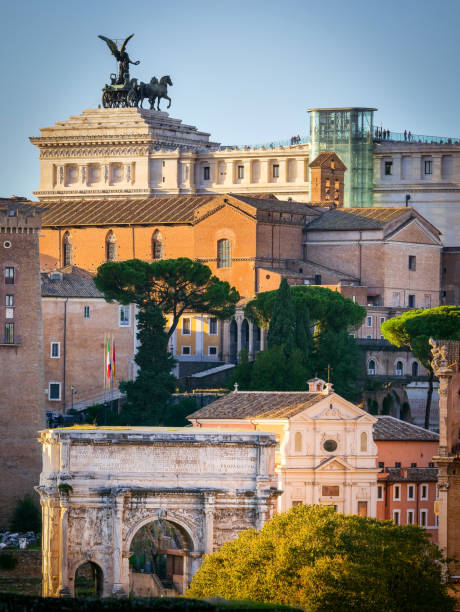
[37,426,278,597]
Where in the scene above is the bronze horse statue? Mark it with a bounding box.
[135,75,173,111]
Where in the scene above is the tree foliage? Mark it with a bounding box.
[118,306,176,423]
[381,306,460,428]
[95,258,240,338]
[239,285,365,399]
[94,258,239,423]
[267,279,296,353]
[10,494,41,533]
[187,504,454,612]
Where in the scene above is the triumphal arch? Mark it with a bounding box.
[37,426,278,597]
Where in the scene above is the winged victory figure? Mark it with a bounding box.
[98,33,140,85]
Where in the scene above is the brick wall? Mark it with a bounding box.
[0,206,45,527]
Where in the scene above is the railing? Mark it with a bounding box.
[212,137,309,151]
[374,129,460,145]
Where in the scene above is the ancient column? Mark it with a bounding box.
[248,323,254,360]
[58,497,71,596]
[203,495,215,554]
[111,495,126,596]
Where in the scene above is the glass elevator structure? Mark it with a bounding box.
[308,107,376,207]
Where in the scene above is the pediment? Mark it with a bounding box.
[291,394,377,423]
[315,456,353,472]
[386,219,441,245]
[193,197,256,225]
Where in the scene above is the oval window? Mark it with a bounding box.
[3,241,11,248]
[323,439,337,452]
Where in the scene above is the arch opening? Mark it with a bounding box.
[74,561,103,598]
[129,518,193,597]
[240,319,249,353]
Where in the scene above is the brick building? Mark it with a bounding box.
[0,198,45,526]
[374,416,439,541]
[41,269,136,411]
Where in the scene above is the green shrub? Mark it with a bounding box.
[187,504,454,612]
[9,494,41,533]
[0,553,17,570]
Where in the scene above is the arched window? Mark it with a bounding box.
[294,431,302,452]
[360,432,368,452]
[106,230,117,262]
[152,230,163,260]
[217,239,232,268]
[412,361,419,377]
[63,231,73,267]
[396,361,403,376]
[368,360,376,375]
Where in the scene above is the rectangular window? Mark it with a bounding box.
[237,165,244,179]
[322,485,340,497]
[407,510,415,525]
[5,267,14,285]
[408,255,416,271]
[119,305,130,327]
[421,484,428,500]
[424,160,432,175]
[378,461,384,469]
[83,306,90,319]
[182,317,191,335]
[407,485,415,500]
[385,161,393,175]
[50,342,60,358]
[395,462,401,468]
[272,164,279,178]
[380,317,385,325]
[435,514,439,527]
[411,462,417,468]
[393,510,400,525]
[366,335,372,339]
[208,346,218,356]
[377,485,383,500]
[4,323,14,344]
[181,345,191,355]
[48,382,61,401]
[203,166,210,180]
[209,317,218,335]
[408,294,415,308]
[366,316,372,327]
[420,509,428,527]
[5,295,13,307]
[393,485,401,501]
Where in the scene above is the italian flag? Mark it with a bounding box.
[106,337,111,380]
[112,339,116,380]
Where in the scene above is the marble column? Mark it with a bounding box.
[204,495,215,554]
[58,499,71,596]
[236,318,242,360]
[432,155,442,181]
[411,155,421,181]
[392,153,402,180]
[111,495,125,596]
[248,323,254,360]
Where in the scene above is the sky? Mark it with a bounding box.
[1,0,460,199]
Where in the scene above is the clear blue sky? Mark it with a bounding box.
[2,0,460,199]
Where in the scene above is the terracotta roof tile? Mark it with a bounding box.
[382,467,438,482]
[41,272,104,298]
[309,152,347,170]
[305,207,413,231]
[373,416,439,441]
[187,391,325,420]
[37,194,325,227]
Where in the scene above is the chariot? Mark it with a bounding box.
[101,75,138,108]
